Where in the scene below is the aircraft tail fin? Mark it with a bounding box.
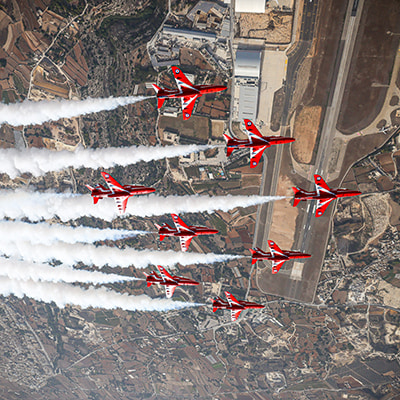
[223,132,235,156]
[250,248,260,264]
[143,272,153,287]
[223,131,234,143]
[86,186,100,205]
[152,84,161,93]
[292,187,302,207]
[155,224,167,241]
[157,98,165,108]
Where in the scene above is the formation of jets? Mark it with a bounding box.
[293,175,361,217]
[152,66,227,120]
[82,65,362,321]
[155,214,219,252]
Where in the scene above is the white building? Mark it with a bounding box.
[234,50,261,121]
[235,50,261,79]
[235,0,266,13]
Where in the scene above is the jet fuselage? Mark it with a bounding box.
[89,185,155,200]
[211,298,264,312]
[227,136,294,150]
[156,85,227,100]
[294,188,362,202]
[250,248,311,263]
[157,224,218,238]
[145,272,199,287]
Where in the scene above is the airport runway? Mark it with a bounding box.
[257,0,365,302]
[253,0,319,251]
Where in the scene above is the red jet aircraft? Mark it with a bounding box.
[211,291,264,321]
[250,240,311,274]
[155,214,218,252]
[152,66,227,120]
[224,119,295,168]
[144,265,199,298]
[293,174,362,217]
[86,171,155,215]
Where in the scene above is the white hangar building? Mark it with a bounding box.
[234,50,261,121]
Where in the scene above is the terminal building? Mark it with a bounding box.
[233,49,261,121]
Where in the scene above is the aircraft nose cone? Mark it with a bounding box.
[214,85,227,92]
[210,229,219,234]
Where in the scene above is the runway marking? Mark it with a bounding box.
[290,262,304,280]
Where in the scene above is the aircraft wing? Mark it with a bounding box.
[250,146,267,168]
[244,119,263,141]
[231,309,243,322]
[272,260,286,274]
[179,236,193,252]
[225,291,241,306]
[181,95,200,120]
[157,266,174,281]
[165,285,177,299]
[113,196,129,215]
[314,175,333,196]
[101,172,124,193]
[315,198,333,217]
[268,240,285,258]
[172,66,195,91]
[172,214,191,232]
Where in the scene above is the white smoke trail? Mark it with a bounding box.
[0,189,287,221]
[0,144,217,178]
[0,220,146,245]
[0,241,240,269]
[0,257,139,284]
[0,96,150,126]
[0,276,200,311]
